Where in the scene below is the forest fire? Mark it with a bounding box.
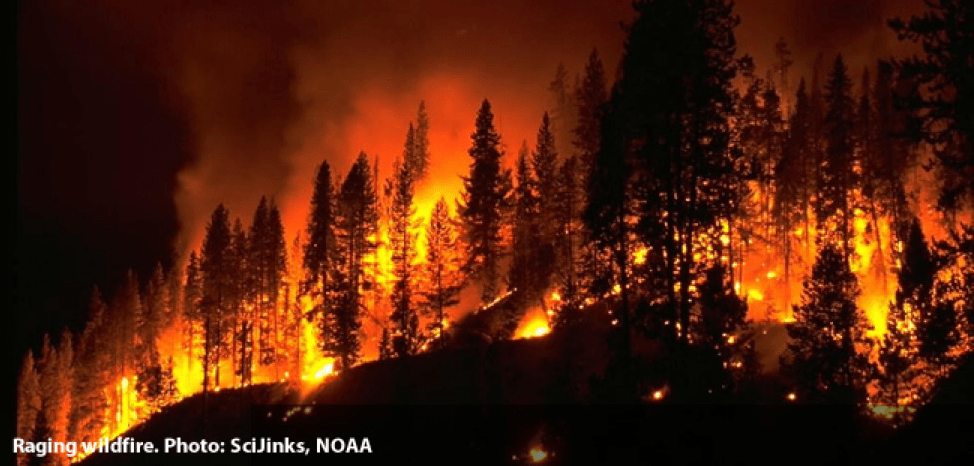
[516,311,552,340]
[14,0,974,464]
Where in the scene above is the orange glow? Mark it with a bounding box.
[529,447,548,463]
[313,358,336,381]
[515,308,551,339]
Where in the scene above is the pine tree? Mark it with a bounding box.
[533,112,559,236]
[697,263,750,396]
[817,55,858,256]
[419,197,465,349]
[304,161,336,295]
[409,101,431,183]
[457,99,513,303]
[782,245,871,403]
[889,0,974,215]
[775,79,814,310]
[183,251,203,377]
[878,219,932,416]
[573,48,608,184]
[16,351,41,466]
[69,288,110,445]
[584,93,634,362]
[200,204,233,390]
[327,153,378,370]
[870,61,913,229]
[304,160,337,368]
[388,128,421,357]
[508,143,546,313]
[110,270,142,383]
[37,332,73,466]
[608,0,743,347]
[879,297,914,424]
[552,154,585,326]
[141,263,167,362]
[229,216,251,385]
[265,202,287,369]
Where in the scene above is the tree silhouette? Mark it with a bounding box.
[782,245,870,403]
[889,0,974,215]
[419,198,465,350]
[457,99,512,303]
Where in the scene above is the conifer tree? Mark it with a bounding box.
[200,204,233,390]
[775,79,814,307]
[388,128,421,357]
[304,160,337,365]
[409,101,431,183]
[782,245,871,403]
[419,197,465,349]
[70,289,110,444]
[183,250,203,376]
[605,0,743,347]
[457,99,512,303]
[327,153,378,370]
[553,154,585,325]
[573,48,608,184]
[16,351,41,466]
[817,55,857,256]
[508,143,545,310]
[265,202,287,368]
[889,0,974,215]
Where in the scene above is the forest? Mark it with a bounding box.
[15,0,974,465]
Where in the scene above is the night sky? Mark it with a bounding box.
[13,0,921,374]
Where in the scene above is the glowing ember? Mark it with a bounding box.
[633,247,648,265]
[787,392,796,402]
[653,390,664,401]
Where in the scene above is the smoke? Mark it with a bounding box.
[163,0,930,263]
[735,0,923,92]
[165,0,632,259]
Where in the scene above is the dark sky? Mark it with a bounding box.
[14,0,922,364]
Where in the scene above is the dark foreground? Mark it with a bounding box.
[75,326,974,466]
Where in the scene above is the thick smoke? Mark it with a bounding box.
[167,0,632,258]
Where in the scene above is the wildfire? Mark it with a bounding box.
[515,309,551,339]
[312,358,336,381]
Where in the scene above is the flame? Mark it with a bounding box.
[312,358,335,381]
[515,308,551,339]
[529,447,548,463]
